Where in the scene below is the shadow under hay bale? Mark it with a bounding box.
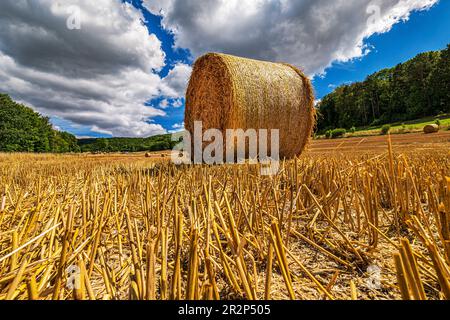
[185,53,316,160]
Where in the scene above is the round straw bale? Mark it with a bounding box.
[145,152,151,158]
[423,124,439,134]
[185,53,316,159]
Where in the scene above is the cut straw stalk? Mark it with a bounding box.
[73,259,85,300]
[27,275,39,300]
[186,228,199,300]
[426,243,450,299]
[285,248,334,300]
[350,280,358,300]
[270,222,296,300]
[10,230,18,272]
[171,210,183,300]
[291,229,351,268]
[160,226,168,300]
[79,257,95,300]
[146,238,156,300]
[6,255,29,300]
[264,244,274,300]
[394,239,427,300]
[394,253,411,300]
[52,207,75,300]
[214,199,254,299]
[0,223,62,264]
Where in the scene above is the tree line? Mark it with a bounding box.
[78,135,177,153]
[0,93,79,152]
[0,93,176,153]
[317,44,450,132]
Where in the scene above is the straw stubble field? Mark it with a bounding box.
[0,132,449,300]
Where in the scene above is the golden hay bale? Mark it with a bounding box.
[423,124,439,134]
[145,153,151,158]
[185,53,316,159]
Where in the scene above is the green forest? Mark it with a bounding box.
[317,44,450,132]
[0,93,80,153]
[0,93,176,153]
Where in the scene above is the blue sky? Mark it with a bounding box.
[131,0,191,137]
[0,0,448,138]
[313,0,450,100]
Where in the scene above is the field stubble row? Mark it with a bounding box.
[0,135,449,300]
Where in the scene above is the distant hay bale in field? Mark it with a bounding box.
[145,153,151,158]
[185,53,316,159]
[424,124,439,134]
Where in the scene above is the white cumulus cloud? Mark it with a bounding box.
[160,63,192,98]
[0,0,184,137]
[144,0,438,75]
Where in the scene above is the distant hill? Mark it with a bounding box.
[317,44,450,132]
[0,93,79,153]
